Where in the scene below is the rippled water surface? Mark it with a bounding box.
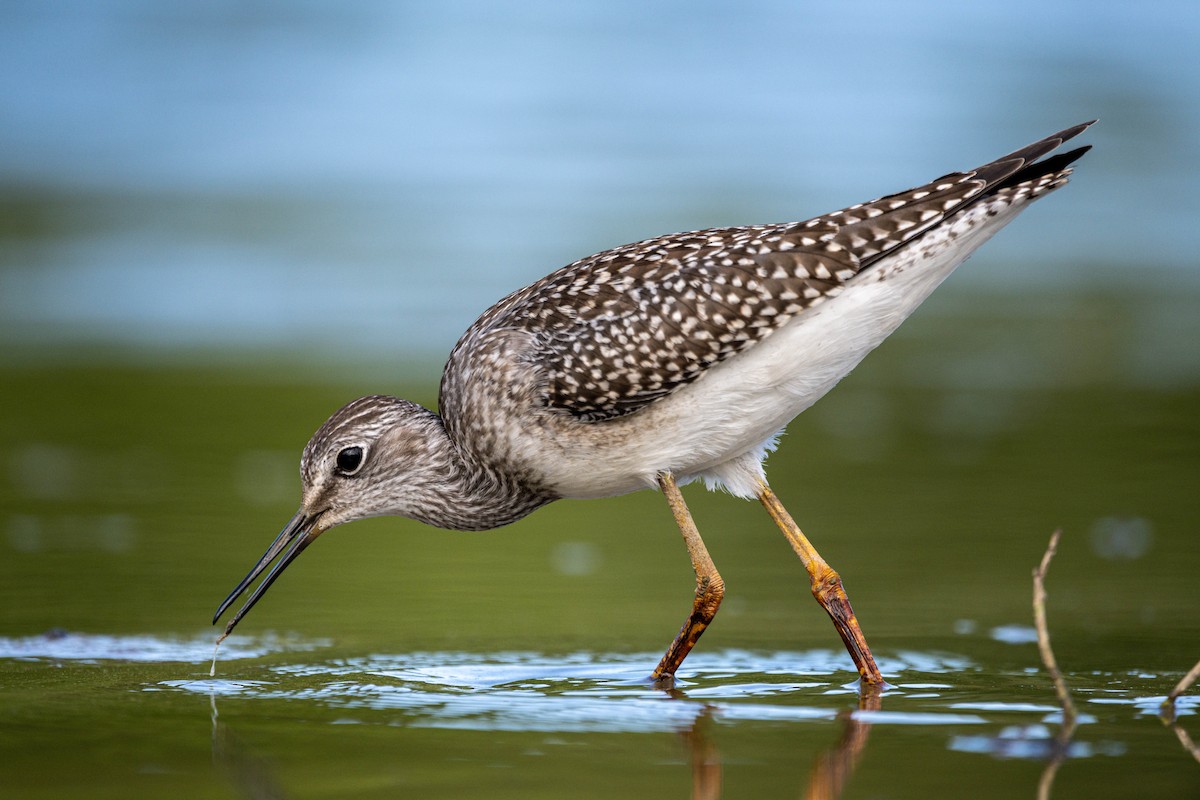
[4,631,1198,798]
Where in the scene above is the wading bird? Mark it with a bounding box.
[214,122,1094,686]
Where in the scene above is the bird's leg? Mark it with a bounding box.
[651,471,725,685]
[758,483,884,686]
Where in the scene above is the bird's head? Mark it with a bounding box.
[211,395,446,638]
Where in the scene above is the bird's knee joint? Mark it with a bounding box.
[698,574,725,602]
[694,575,725,618]
[811,568,843,602]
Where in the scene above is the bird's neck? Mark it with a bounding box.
[409,409,554,531]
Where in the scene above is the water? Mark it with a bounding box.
[3,635,1196,797]
[1,360,1198,797]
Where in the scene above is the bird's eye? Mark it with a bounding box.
[335,446,365,475]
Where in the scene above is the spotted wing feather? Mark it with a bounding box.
[453,123,1093,421]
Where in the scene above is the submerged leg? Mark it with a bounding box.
[651,471,725,684]
[758,483,884,685]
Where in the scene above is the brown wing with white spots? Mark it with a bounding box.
[452,123,1093,422]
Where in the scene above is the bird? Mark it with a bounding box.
[213,122,1094,686]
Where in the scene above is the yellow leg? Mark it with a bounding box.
[651,472,725,684]
[758,483,884,685]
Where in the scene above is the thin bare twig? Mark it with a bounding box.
[1033,529,1077,729]
[1033,529,1076,800]
[1159,656,1200,763]
[1160,657,1200,722]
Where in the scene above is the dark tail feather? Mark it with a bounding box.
[994,145,1092,192]
[970,120,1097,187]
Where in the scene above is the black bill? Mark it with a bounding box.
[212,509,322,637]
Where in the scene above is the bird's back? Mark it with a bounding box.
[438,123,1092,499]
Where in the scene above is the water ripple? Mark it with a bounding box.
[158,647,1000,733]
[0,630,328,663]
[98,638,1182,746]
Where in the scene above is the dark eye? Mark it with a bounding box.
[335,446,364,475]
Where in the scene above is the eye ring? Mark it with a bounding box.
[335,445,365,475]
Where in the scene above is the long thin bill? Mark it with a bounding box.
[212,510,321,636]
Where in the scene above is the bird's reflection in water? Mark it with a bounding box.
[210,694,288,800]
[675,683,882,800]
[208,680,881,799]
[679,704,723,800]
[802,685,881,800]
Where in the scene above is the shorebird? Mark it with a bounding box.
[214,122,1094,686]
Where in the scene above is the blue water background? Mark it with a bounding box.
[1,1,1197,374]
